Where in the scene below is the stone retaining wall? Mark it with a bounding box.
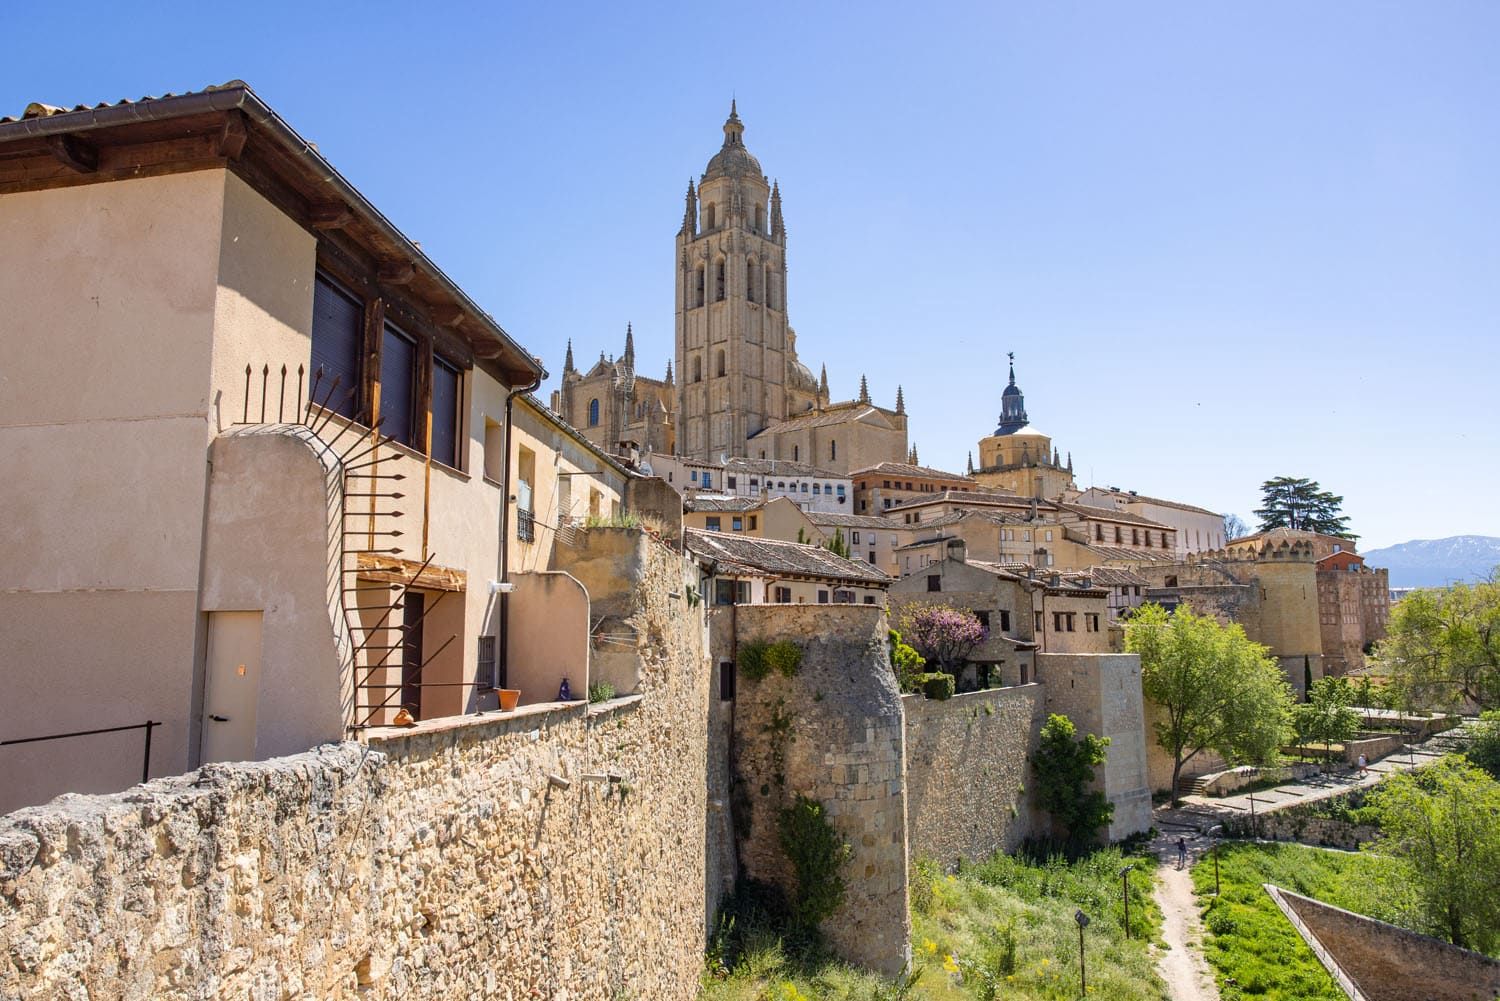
[1267,885,1500,1001]
[0,533,709,1001]
[728,604,910,977]
[903,686,1042,867]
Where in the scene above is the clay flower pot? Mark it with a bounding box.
[498,689,521,712]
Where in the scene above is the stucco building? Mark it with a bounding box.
[1071,486,1226,556]
[0,84,637,814]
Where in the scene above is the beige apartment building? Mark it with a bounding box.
[682,495,816,541]
[1071,486,1226,556]
[851,460,986,514]
[685,529,889,607]
[0,84,629,814]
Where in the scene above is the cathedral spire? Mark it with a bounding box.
[967,451,975,475]
[819,364,829,403]
[723,99,744,147]
[858,374,870,404]
[665,358,674,385]
[564,339,575,374]
[909,443,920,465]
[681,178,698,237]
[895,384,905,415]
[623,322,635,366]
[995,350,1029,435]
[770,180,784,241]
[1066,451,1073,473]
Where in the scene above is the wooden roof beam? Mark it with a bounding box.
[45,133,97,173]
[309,201,353,230]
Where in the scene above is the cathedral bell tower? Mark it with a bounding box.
[675,102,803,461]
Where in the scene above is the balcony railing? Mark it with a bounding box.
[516,507,536,543]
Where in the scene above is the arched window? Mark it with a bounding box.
[830,440,837,462]
[694,266,705,308]
[746,260,756,302]
[588,399,600,427]
[764,265,774,309]
[777,481,786,489]
[792,445,799,461]
[692,356,703,383]
[715,349,726,377]
[715,260,726,302]
[705,203,717,229]
[813,483,822,495]
[754,205,764,231]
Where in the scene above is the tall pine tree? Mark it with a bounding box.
[1253,476,1355,541]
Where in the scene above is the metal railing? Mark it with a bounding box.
[2,720,160,784]
[516,507,536,543]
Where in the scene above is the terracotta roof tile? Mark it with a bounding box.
[685,529,889,584]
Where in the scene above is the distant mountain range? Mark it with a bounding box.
[1363,536,1500,589]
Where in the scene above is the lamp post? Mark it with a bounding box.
[1074,909,1090,998]
[1207,825,1223,897]
[1118,864,1135,939]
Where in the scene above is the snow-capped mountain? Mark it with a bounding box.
[1363,536,1500,589]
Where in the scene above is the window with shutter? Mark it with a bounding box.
[380,324,417,446]
[310,273,364,419]
[431,356,462,468]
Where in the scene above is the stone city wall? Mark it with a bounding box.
[729,604,911,977]
[903,686,1043,867]
[1267,885,1500,1001]
[0,532,710,1001]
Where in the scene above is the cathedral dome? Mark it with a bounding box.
[703,101,764,182]
[787,357,817,393]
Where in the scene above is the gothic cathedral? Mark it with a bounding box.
[555,103,908,474]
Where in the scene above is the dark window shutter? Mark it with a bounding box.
[380,324,416,446]
[310,274,363,418]
[431,357,462,467]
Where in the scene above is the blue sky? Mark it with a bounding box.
[6,1,1496,549]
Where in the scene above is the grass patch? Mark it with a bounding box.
[1191,842,1413,1001]
[701,848,1168,1000]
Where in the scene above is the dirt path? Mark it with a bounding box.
[1150,827,1221,1001]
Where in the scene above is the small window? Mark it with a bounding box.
[793,445,800,461]
[813,483,822,495]
[1086,613,1100,632]
[864,595,876,604]
[477,635,497,689]
[974,610,990,630]
[1115,526,1123,544]
[1044,529,1053,542]
[927,575,941,592]
[483,418,504,483]
[774,586,792,603]
[1035,611,1043,631]
[801,483,808,493]
[998,610,1011,632]
[1095,524,1104,541]
[691,470,699,482]
[868,552,876,564]
[833,590,855,604]
[830,440,837,461]
[719,661,735,701]
[748,515,758,531]
[706,516,721,531]
[817,590,830,604]
[851,531,861,544]
[731,516,743,532]
[588,398,600,427]
[727,476,737,489]
[1132,528,1140,545]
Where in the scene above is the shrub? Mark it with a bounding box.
[919,672,955,701]
[739,639,803,681]
[1467,710,1500,780]
[888,629,926,692]
[587,681,616,703]
[777,795,850,929]
[1032,713,1114,853]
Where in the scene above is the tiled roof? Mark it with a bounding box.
[1083,489,1219,518]
[749,403,891,436]
[1072,566,1150,587]
[851,461,971,482]
[1057,502,1171,529]
[966,560,1107,595]
[890,491,1053,513]
[684,495,763,513]
[724,457,844,478]
[685,529,889,585]
[1080,544,1177,563]
[806,512,902,530]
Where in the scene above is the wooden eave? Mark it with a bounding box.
[0,98,543,388]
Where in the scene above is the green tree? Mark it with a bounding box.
[824,527,850,558]
[1126,603,1293,805]
[1466,710,1500,781]
[1371,759,1500,952]
[1293,677,1362,757]
[1032,713,1114,853]
[1253,476,1355,541]
[1375,575,1500,710]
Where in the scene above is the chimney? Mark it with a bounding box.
[946,537,967,564]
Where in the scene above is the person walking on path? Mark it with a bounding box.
[1176,836,1188,870]
[1358,753,1368,776]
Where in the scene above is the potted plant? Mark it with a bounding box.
[498,688,521,712]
